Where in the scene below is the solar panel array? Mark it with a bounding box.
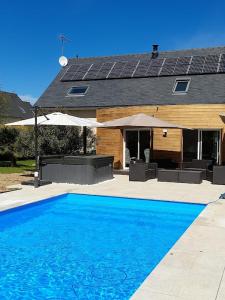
[61,53,224,82]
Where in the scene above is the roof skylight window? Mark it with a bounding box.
[67,86,88,96]
[173,79,190,94]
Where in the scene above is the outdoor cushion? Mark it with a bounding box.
[182,168,206,180]
[158,170,179,182]
[179,170,202,184]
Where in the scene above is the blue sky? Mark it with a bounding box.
[1,0,225,104]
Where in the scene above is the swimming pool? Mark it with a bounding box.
[0,194,204,299]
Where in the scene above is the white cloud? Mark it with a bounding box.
[19,94,38,104]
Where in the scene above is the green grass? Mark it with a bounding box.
[0,160,35,174]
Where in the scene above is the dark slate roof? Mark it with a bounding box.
[0,91,33,120]
[36,46,225,108]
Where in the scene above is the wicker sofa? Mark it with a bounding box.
[158,169,203,184]
[180,159,213,180]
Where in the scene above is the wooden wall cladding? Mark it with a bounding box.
[96,104,225,168]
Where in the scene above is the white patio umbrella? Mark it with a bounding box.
[6,112,101,127]
[5,110,103,187]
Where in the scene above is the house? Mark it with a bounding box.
[0,91,33,124]
[35,45,225,169]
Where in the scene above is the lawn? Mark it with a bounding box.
[0,160,35,174]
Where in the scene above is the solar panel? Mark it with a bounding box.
[150,58,164,67]
[205,54,220,63]
[107,61,127,78]
[191,55,205,64]
[83,63,103,80]
[146,58,164,76]
[120,61,139,78]
[147,66,161,76]
[164,58,178,65]
[159,58,177,76]
[218,54,225,73]
[61,64,81,81]
[95,62,115,79]
[219,65,225,73]
[177,56,192,64]
[173,56,191,75]
[133,60,151,77]
[220,54,225,63]
[61,71,75,81]
[201,55,219,74]
[188,56,205,74]
[174,64,189,75]
[69,64,81,72]
[72,64,92,80]
[160,65,176,76]
[60,53,225,82]
[203,63,218,74]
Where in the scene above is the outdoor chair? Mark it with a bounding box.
[129,160,156,182]
[125,148,131,167]
[212,166,225,185]
[144,148,150,163]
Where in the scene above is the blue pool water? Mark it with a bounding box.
[0,194,204,300]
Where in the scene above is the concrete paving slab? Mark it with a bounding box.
[216,267,225,300]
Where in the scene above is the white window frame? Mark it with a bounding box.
[67,86,89,97]
[173,78,191,95]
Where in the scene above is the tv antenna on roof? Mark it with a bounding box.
[58,34,71,67]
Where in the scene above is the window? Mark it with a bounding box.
[67,86,88,96]
[173,79,190,94]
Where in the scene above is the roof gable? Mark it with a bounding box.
[0,92,33,121]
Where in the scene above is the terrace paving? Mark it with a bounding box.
[1,175,225,300]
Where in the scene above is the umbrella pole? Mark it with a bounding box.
[83,126,87,155]
[34,106,39,188]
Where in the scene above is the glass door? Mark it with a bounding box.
[139,131,151,162]
[200,130,221,164]
[183,129,221,164]
[125,131,138,167]
[183,129,198,161]
[124,129,151,168]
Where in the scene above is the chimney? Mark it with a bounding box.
[152,44,159,59]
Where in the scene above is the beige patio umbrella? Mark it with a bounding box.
[101,113,187,129]
[100,113,189,163]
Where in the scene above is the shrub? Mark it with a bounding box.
[0,127,18,166]
[0,150,17,166]
[14,126,96,158]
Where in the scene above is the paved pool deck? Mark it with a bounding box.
[1,175,225,299]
